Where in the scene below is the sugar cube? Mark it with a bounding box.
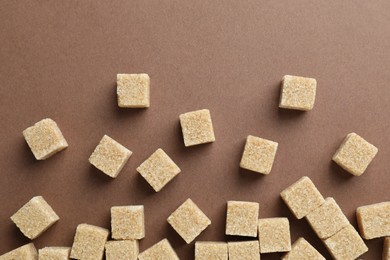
[179,109,215,147]
[228,241,260,260]
[279,75,316,111]
[105,240,138,260]
[195,242,228,260]
[258,218,291,253]
[384,237,390,260]
[38,247,70,260]
[225,201,259,237]
[138,239,179,260]
[356,201,390,239]
[117,73,150,108]
[0,243,37,260]
[111,205,145,240]
[281,237,324,260]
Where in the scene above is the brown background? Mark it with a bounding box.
[0,1,389,259]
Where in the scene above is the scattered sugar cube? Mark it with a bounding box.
[279,75,316,111]
[306,197,349,239]
[332,133,378,176]
[70,223,109,260]
[117,73,150,108]
[179,109,215,147]
[280,176,325,219]
[138,239,179,260]
[384,237,390,260]
[228,241,260,260]
[105,240,138,260]
[136,148,181,192]
[356,201,390,239]
[195,242,228,260]
[281,237,325,260]
[111,205,145,240]
[240,135,278,174]
[323,225,368,260]
[167,198,211,244]
[0,243,37,260]
[89,135,132,178]
[38,247,70,260]
[258,218,291,253]
[225,201,259,237]
[11,196,59,240]
[23,118,68,160]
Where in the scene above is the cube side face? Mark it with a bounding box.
[38,247,70,260]
[0,243,38,260]
[225,201,259,237]
[111,206,145,240]
[138,239,179,260]
[384,237,390,260]
[105,240,139,260]
[179,109,215,147]
[356,202,390,239]
[240,135,278,174]
[279,75,316,111]
[258,218,291,253]
[281,238,325,260]
[117,74,150,108]
[228,241,260,260]
[195,242,228,260]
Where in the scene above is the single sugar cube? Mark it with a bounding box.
[179,109,215,147]
[167,198,211,244]
[117,73,150,108]
[225,201,259,237]
[195,242,228,260]
[23,118,68,160]
[11,196,59,240]
[105,240,138,260]
[240,135,278,174]
[136,148,181,192]
[281,237,325,260]
[280,176,325,219]
[356,201,390,239]
[332,133,378,176]
[138,239,179,260]
[323,225,368,260]
[89,135,132,178]
[38,247,70,260]
[306,197,350,239]
[0,243,37,260]
[258,218,291,253]
[228,241,260,260]
[279,75,317,111]
[70,223,109,260]
[384,237,390,260]
[111,205,145,240]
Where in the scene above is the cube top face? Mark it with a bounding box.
[306,197,349,239]
[225,201,259,237]
[105,240,139,260]
[279,75,316,111]
[179,109,215,147]
[167,198,211,244]
[258,218,291,253]
[89,135,132,178]
[384,237,390,260]
[332,133,378,176]
[195,242,228,260]
[323,225,368,260]
[356,201,390,239]
[111,205,145,240]
[23,118,68,160]
[117,73,150,108]
[0,243,38,260]
[138,239,179,260]
[281,237,325,260]
[280,176,325,219]
[38,247,70,260]
[137,148,181,192]
[227,241,260,260]
[70,223,109,260]
[11,196,59,240]
[240,135,278,174]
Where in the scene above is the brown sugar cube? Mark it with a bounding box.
[136,148,181,192]
[281,237,325,260]
[258,218,291,253]
[0,243,38,260]
[306,197,350,239]
[179,109,215,147]
[332,133,378,176]
[195,242,228,260]
[38,247,70,260]
[225,201,259,237]
[138,239,179,260]
[105,240,138,260]
[384,237,390,260]
[11,196,59,240]
[228,241,260,260]
[70,223,109,260]
[280,176,325,219]
[356,201,390,239]
[111,205,145,240]
[23,118,68,160]
[279,75,316,111]
[167,198,211,244]
[240,135,278,174]
[323,225,368,260]
[117,73,150,108]
[89,135,132,178]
